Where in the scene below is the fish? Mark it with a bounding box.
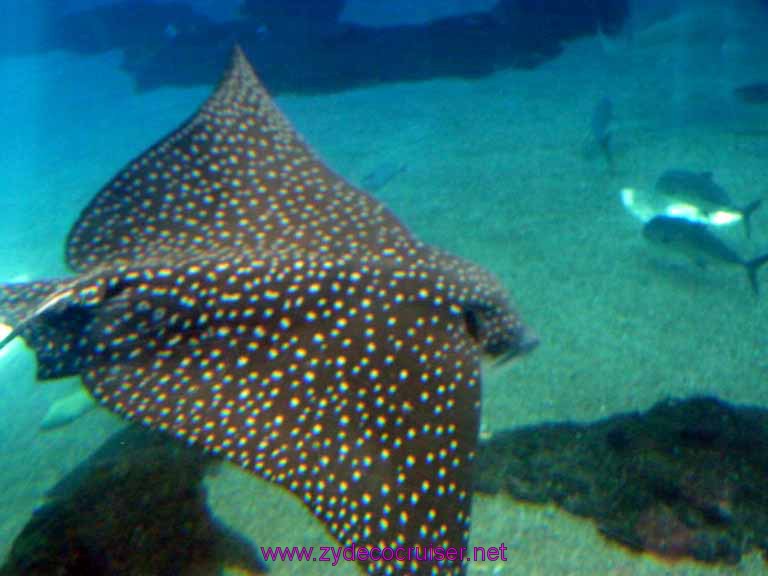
[655,170,762,238]
[39,385,96,430]
[621,186,749,230]
[360,162,407,192]
[590,96,614,172]
[0,47,536,575]
[734,82,768,104]
[642,215,768,294]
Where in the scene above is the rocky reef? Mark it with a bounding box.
[240,0,345,38]
[0,425,266,576]
[475,396,768,565]
[1,0,629,95]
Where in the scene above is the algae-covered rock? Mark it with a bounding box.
[0,425,266,575]
[476,396,768,565]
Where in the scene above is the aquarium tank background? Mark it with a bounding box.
[0,1,768,575]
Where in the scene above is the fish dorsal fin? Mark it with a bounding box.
[0,277,110,379]
[66,46,413,273]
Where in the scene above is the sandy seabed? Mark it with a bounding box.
[1,4,768,574]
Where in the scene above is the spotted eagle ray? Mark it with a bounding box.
[0,47,536,575]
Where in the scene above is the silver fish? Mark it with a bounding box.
[655,170,761,238]
[643,215,768,294]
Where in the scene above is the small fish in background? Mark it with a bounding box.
[642,215,768,294]
[39,385,96,430]
[359,161,407,192]
[733,82,768,104]
[163,23,179,40]
[655,169,762,238]
[588,95,614,173]
[621,186,754,231]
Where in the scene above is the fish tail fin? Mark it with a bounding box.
[740,199,762,239]
[745,253,768,295]
[0,278,99,379]
[0,280,65,341]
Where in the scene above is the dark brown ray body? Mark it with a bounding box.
[0,48,534,575]
[66,46,413,271]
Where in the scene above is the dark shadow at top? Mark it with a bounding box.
[0,0,629,95]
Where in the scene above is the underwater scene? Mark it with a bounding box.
[1,0,768,574]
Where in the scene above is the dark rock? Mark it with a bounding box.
[0,425,267,576]
[492,0,629,38]
[0,1,213,56]
[124,13,564,94]
[475,396,768,565]
[1,0,630,96]
[240,0,345,39]
[54,1,211,54]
